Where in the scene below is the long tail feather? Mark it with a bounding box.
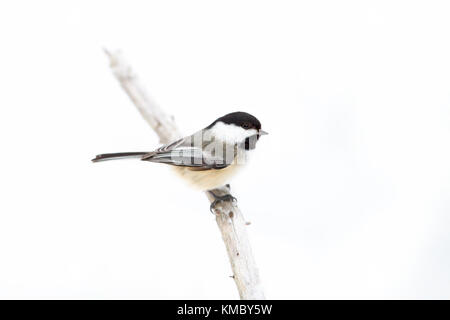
[91,152,149,162]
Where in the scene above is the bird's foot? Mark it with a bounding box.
[208,190,237,213]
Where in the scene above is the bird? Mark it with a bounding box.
[92,111,267,211]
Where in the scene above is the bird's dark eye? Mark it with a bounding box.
[242,123,251,129]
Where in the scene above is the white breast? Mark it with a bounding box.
[172,162,244,190]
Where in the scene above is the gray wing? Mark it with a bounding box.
[141,135,231,170]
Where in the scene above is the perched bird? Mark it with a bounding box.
[92,111,267,211]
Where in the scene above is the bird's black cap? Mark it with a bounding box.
[206,111,262,131]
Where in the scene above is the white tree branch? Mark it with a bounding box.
[104,49,265,300]
[104,49,181,144]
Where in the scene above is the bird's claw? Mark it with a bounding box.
[208,192,237,214]
[210,200,220,213]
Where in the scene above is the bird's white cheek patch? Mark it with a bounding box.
[210,122,257,144]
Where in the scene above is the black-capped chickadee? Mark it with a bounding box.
[92,111,267,210]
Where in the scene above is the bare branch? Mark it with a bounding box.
[104,49,181,144]
[104,49,265,299]
[206,186,265,299]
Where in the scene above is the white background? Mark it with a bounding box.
[1,0,449,299]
